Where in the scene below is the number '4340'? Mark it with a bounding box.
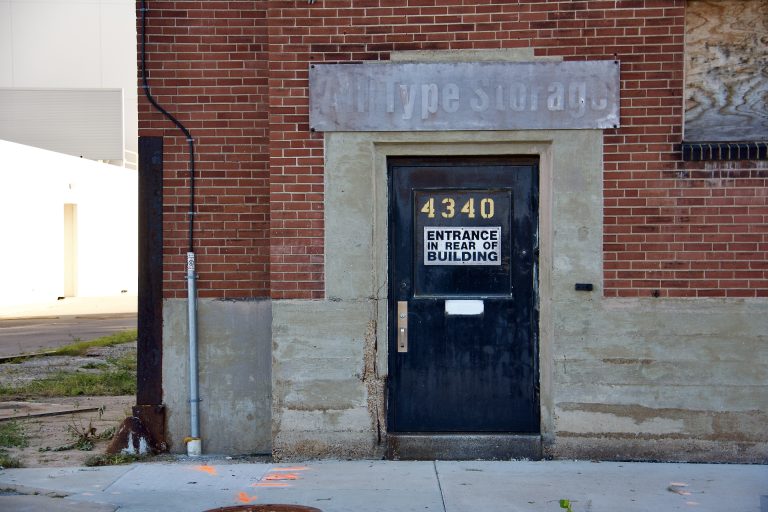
[420,197,495,219]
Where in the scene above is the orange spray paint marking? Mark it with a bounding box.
[238,492,258,503]
[264,473,300,481]
[194,465,218,476]
[270,466,309,472]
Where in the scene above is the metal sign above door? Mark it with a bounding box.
[309,60,620,132]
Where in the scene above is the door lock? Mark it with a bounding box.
[397,301,408,353]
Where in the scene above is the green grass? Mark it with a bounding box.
[0,421,28,449]
[47,329,138,357]
[84,453,141,467]
[0,451,22,468]
[0,369,135,398]
[109,352,137,372]
[0,352,137,399]
[5,329,137,363]
[81,362,110,370]
[0,422,27,469]
[0,330,137,398]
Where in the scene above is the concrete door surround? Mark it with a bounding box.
[310,128,603,459]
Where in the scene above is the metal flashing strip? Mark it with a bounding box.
[681,141,768,161]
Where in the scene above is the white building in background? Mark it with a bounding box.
[0,141,137,306]
[0,0,138,306]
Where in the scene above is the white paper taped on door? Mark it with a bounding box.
[423,226,501,266]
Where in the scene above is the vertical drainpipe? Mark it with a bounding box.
[140,0,201,456]
[186,251,201,455]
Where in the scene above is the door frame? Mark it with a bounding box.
[324,134,558,441]
[386,155,541,434]
[323,129,605,456]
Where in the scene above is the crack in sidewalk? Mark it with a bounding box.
[433,461,447,512]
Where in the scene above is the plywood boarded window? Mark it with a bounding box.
[684,0,767,142]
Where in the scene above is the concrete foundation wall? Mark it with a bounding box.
[271,300,385,460]
[162,298,272,455]
[550,298,768,462]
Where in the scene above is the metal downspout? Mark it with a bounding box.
[186,252,201,455]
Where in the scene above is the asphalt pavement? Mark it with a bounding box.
[0,296,137,357]
[0,314,137,357]
[0,459,766,512]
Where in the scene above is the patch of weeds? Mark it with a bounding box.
[40,410,116,452]
[0,367,136,398]
[47,329,138,357]
[96,425,117,441]
[559,499,574,512]
[81,362,110,370]
[1,329,136,364]
[84,453,141,467]
[66,421,96,451]
[39,445,77,453]
[107,352,137,372]
[0,422,25,466]
[0,333,138,400]
[4,356,30,364]
[0,450,22,468]
[0,421,28,449]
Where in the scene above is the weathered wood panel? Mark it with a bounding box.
[685,0,768,141]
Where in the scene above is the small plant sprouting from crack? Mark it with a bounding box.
[39,409,115,453]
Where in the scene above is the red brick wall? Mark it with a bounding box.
[140,0,767,300]
[605,162,768,298]
[138,0,270,299]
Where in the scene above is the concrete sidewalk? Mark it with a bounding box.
[0,459,765,512]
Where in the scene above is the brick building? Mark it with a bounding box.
[135,0,767,461]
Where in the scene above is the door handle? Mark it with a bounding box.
[397,301,408,353]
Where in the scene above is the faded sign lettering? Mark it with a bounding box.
[310,61,620,131]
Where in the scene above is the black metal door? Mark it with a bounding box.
[388,156,539,433]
